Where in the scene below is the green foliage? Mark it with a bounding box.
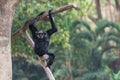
[54,64,70,78]
[110,71,120,80]
[12,0,120,80]
[12,55,47,80]
[69,19,120,79]
[107,67,120,80]
[96,19,120,36]
[75,70,110,80]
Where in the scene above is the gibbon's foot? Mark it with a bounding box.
[46,53,55,68]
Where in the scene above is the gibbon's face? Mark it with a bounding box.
[35,30,47,39]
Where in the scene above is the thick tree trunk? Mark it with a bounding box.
[0,0,18,80]
[95,0,102,19]
[115,0,120,11]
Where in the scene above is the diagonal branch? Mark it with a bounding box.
[24,31,55,80]
[12,4,80,80]
[11,3,80,41]
[88,0,102,22]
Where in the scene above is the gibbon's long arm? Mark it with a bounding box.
[11,3,80,41]
[47,10,58,37]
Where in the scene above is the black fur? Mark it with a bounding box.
[29,10,58,67]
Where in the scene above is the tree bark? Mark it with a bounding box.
[95,0,102,19]
[115,0,120,11]
[0,0,18,80]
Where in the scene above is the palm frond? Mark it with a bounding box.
[101,46,119,55]
[107,35,120,43]
[71,31,93,42]
[95,19,120,36]
[96,32,120,48]
[97,36,120,47]
[71,19,91,31]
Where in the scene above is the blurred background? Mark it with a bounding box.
[12,0,120,80]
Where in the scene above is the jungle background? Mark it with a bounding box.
[12,0,120,80]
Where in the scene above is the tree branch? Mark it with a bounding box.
[39,59,55,80]
[24,31,34,48]
[88,14,98,22]
[24,31,55,80]
[11,3,80,41]
[12,4,80,79]
[88,0,102,23]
